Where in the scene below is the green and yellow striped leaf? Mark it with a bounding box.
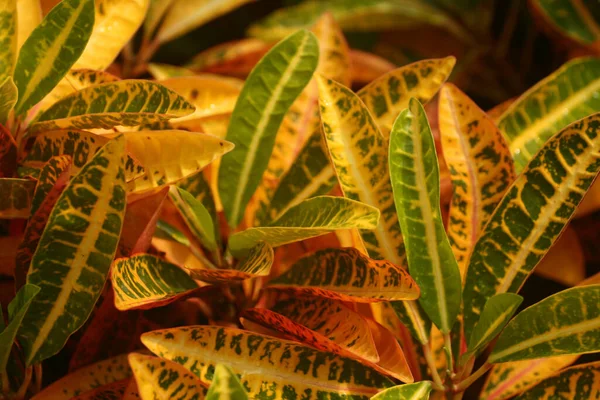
[498,57,600,170]
[489,285,600,363]
[0,77,17,124]
[147,63,195,80]
[30,155,72,216]
[463,114,600,339]
[438,83,516,278]
[206,364,248,400]
[155,0,253,44]
[18,135,126,365]
[169,186,217,252]
[358,57,455,137]
[0,0,16,88]
[74,0,149,71]
[370,382,432,400]
[13,0,94,115]
[515,361,600,400]
[31,354,132,400]
[0,178,35,219]
[111,253,199,310]
[186,241,272,284]
[217,29,319,228]
[228,196,379,255]
[531,0,600,45]
[124,130,234,193]
[389,98,461,333]
[268,247,419,302]
[29,80,196,134]
[141,325,395,399]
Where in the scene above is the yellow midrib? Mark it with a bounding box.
[469,305,517,352]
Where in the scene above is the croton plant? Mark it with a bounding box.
[1,0,600,399]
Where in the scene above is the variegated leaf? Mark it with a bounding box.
[29,80,196,134]
[14,0,94,114]
[463,113,600,339]
[206,364,248,400]
[515,361,600,400]
[531,0,600,45]
[0,77,17,124]
[370,382,432,400]
[228,196,379,255]
[389,98,461,333]
[268,247,419,302]
[141,325,395,399]
[18,136,126,364]
[218,29,319,228]
[438,83,516,278]
[0,178,36,219]
[169,186,217,252]
[16,0,42,49]
[0,0,16,89]
[111,253,198,310]
[489,285,600,363]
[358,57,455,137]
[30,155,72,216]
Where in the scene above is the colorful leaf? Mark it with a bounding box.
[147,63,195,80]
[389,98,461,333]
[359,57,455,137]
[111,253,199,310]
[531,0,600,45]
[206,364,248,400]
[141,325,395,398]
[0,178,35,219]
[515,361,600,399]
[18,135,126,365]
[69,379,130,400]
[217,29,319,228]
[366,319,414,383]
[0,0,16,86]
[175,171,220,244]
[14,0,94,114]
[30,155,72,216]
[438,83,516,278]
[227,196,379,255]
[30,80,196,134]
[463,114,600,339]
[0,77,17,124]
[169,186,217,252]
[268,247,419,302]
[370,382,432,400]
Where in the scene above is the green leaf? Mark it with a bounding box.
[206,364,249,400]
[489,285,600,363]
[228,195,379,255]
[515,361,600,400]
[169,186,217,252]
[111,253,199,310]
[0,178,36,219]
[18,135,127,365]
[29,80,196,134]
[30,155,72,216]
[463,113,600,339]
[370,382,433,400]
[0,284,40,375]
[155,220,190,246]
[0,0,17,85]
[389,98,461,333]
[14,0,94,114]
[464,293,522,359]
[0,77,17,124]
[531,0,600,45]
[498,57,600,170]
[176,171,220,244]
[217,29,319,228]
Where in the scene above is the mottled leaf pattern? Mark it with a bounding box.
[206,364,248,400]
[515,361,600,400]
[0,178,35,219]
[370,382,432,400]
[30,155,72,216]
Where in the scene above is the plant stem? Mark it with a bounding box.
[454,361,492,392]
[444,332,454,374]
[422,343,445,391]
[15,366,32,399]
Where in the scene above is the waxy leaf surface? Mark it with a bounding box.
[515,361,600,400]
[206,364,248,400]
[370,382,432,400]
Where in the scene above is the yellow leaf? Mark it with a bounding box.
[17,0,42,49]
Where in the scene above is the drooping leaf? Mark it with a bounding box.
[0,0,16,86]
[16,0,41,49]
[186,241,273,284]
[169,186,217,252]
[531,0,600,45]
[0,77,17,124]
[497,57,600,170]
[155,0,253,44]
[141,325,395,398]
[0,178,36,219]
[489,285,600,363]
[370,382,433,400]
[358,57,455,137]
[124,130,234,193]
[31,354,132,400]
[389,98,461,333]
[438,83,516,278]
[515,361,600,400]
[268,247,419,302]
[228,196,379,255]
[206,364,248,400]
[73,0,149,70]
[111,253,199,310]
[18,135,127,365]
[29,80,196,134]
[463,114,600,339]
[14,0,94,114]
[217,29,319,228]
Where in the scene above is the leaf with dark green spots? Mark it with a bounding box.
[370,382,432,400]
[18,135,127,365]
[29,80,196,134]
[531,0,600,45]
[389,98,461,333]
[463,114,600,340]
[30,155,72,216]
[0,77,17,124]
[14,0,94,114]
[169,186,217,252]
[228,196,379,255]
[0,178,35,219]
[206,364,248,400]
[111,253,198,310]
[489,285,600,363]
[217,29,319,229]
[515,361,600,400]
[0,0,16,86]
